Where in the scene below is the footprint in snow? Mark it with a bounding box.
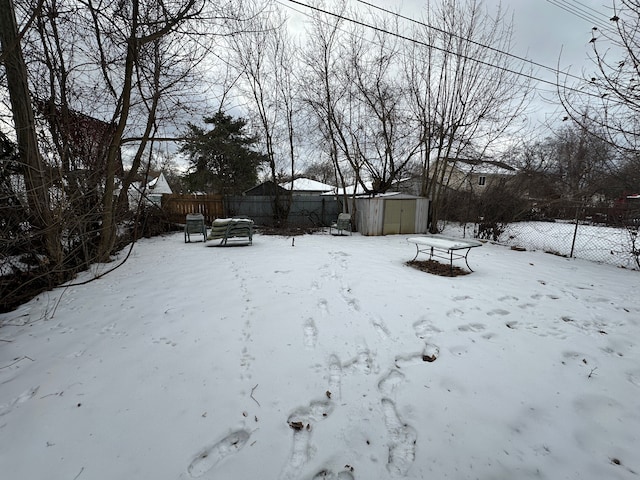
[394,344,439,367]
[327,354,342,399]
[626,369,640,388]
[342,345,374,375]
[412,318,442,340]
[312,468,355,479]
[452,295,472,301]
[381,398,417,476]
[281,400,335,479]
[0,385,39,417]
[340,284,361,311]
[187,429,251,478]
[317,299,329,316]
[371,316,392,341]
[303,318,318,349]
[378,369,405,396]
[457,323,486,333]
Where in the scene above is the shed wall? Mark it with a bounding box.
[415,198,430,233]
[355,196,430,236]
[355,197,384,235]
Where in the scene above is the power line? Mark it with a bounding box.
[356,0,587,85]
[284,0,613,103]
[564,0,611,22]
[545,0,615,34]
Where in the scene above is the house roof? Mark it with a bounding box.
[148,172,173,195]
[280,178,335,192]
[452,158,516,175]
[243,181,288,196]
[328,180,377,196]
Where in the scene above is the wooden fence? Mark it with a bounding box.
[162,194,224,224]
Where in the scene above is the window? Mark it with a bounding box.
[478,176,486,186]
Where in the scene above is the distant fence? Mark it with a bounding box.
[162,194,224,224]
[226,195,342,227]
[499,221,640,270]
[442,196,640,269]
[163,194,342,227]
[445,220,640,270]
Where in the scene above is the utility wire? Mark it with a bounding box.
[284,0,616,102]
[545,0,616,34]
[280,0,562,99]
[564,0,611,22]
[280,0,575,100]
[357,0,587,85]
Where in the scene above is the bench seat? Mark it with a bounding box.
[208,218,254,246]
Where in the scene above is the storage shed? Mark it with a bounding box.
[354,193,430,236]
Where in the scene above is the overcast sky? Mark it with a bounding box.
[282,0,618,130]
[468,0,616,126]
[487,0,614,80]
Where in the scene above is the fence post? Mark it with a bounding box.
[570,204,580,258]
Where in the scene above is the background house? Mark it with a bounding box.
[146,172,173,205]
[280,177,335,196]
[122,171,173,208]
[243,181,288,196]
[434,158,517,193]
[394,158,517,197]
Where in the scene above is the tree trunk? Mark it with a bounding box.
[0,0,62,268]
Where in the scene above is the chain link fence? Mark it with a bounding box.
[443,197,640,270]
[496,221,639,270]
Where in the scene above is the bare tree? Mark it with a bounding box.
[404,0,531,231]
[302,2,419,201]
[345,11,420,194]
[0,0,62,272]
[300,0,530,228]
[227,0,301,224]
[1,0,245,309]
[11,0,226,261]
[559,0,640,152]
[300,0,355,208]
[550,120,614,201]
[512,120,614,203]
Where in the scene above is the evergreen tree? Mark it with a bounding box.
[181,112,267,194]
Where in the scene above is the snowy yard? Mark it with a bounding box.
[1,231,639,479]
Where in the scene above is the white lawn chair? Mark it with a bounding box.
[329,213,352,235]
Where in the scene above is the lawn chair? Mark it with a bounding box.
[184,213,206,243]
[329,213,352,235]
[207,218,254,246]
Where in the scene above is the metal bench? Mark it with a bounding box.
[407,235,483,274]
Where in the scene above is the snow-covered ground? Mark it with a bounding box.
[1,231,639,479]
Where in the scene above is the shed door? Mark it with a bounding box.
[383,200,416,235]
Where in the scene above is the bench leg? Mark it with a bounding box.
[463,248,474,272]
